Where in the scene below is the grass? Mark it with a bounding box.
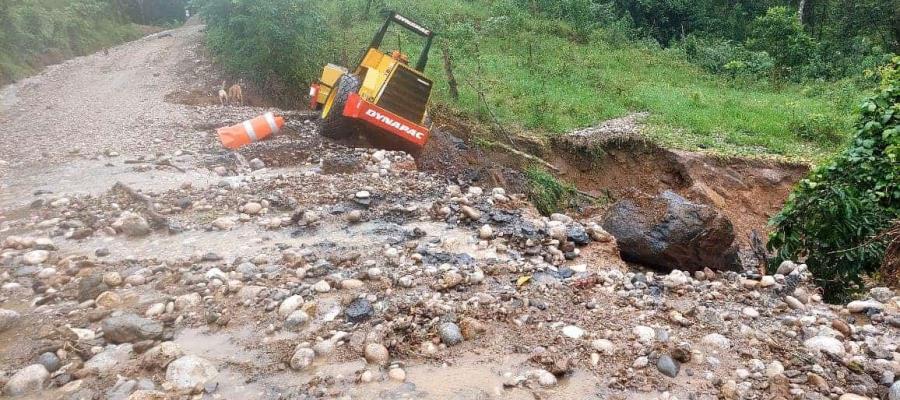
[525,166,577,215]
[426,28,860,162]
[277,0,869,163]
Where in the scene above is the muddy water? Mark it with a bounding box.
[173,325,608,400]
[347,354,607,399]
[54,218,498,265]
[174,327,285,398]
[0,158,218,210]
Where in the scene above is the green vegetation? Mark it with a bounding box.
[525,166,577,215]
[197,0,327,98]
[195,0,888,162]
[0,0,190,84]
[768,57,900,303]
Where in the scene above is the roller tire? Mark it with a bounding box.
[320,74,361,140]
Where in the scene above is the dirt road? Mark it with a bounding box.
[0,22,898,400]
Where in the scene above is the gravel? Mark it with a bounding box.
[0,19,896,400]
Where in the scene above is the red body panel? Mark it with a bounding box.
[342,93,429,148]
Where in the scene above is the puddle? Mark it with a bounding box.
[0,158,219,210]
[350,354,605,400]
[174,326,286,399]
[172,329,608,400]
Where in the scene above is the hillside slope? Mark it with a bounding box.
[0,0,141,85]
[198,0,865,162]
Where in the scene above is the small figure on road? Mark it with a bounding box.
[218,80,228,106]
[228,79,244,106]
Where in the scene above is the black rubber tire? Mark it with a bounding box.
[320,74,361,140]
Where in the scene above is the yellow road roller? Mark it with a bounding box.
[309,11,435,155]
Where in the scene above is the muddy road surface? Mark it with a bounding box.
[1,22,899,400]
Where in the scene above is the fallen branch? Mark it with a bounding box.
[112,182,174,232]
[123,159,186,173]
[492,141,560,172]
[573,188,600,201]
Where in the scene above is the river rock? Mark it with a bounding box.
[102,272,123,287]
[656,355,680,378]
[284,310,310,331]
[117,212,151,237]
[839,395,869,400]
[776,260,797,275]
[37,352,61,373]
[290,347,316,370]
[345,298,374,323]
[601,191,739,271]
[127,390,167,400]
[869,287,894,303]
[633,325,656,344]
[438,322,463,346]
[23,250,49,265]
[313,280,331,293]
[889,380,900,400]
[784,296,806,311]
[278,295,304,317]
[847,300,884,313]
[249,158,265,170]
[102,313,163,343]
[165,355,218,390]
[702,333,732,349]
[85,344,133,372]
[364,343,389,366]
[141,342,183,369]
[242,202,262,215]
[804,336,845,356]
[478,224,493,240]
[0,309,21,332]
[567,225,590,245]
[78,274,109,301]
[561,325,585,339]
[527,369,557,387]
[592,339,616,355]
[388,367,406,381]
[3,364,49,396]
[211,217,236,230]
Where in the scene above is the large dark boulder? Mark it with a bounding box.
[602,191,739,272]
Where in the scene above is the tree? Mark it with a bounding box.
[746,6,817,77]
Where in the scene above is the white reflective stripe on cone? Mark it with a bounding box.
[264,112,280,134]
[243,120,259,142]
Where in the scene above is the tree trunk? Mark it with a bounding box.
[441,45,459,100]
[797,0,807,25]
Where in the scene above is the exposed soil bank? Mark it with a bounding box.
[419,113,808,251]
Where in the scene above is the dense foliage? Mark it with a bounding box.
[194,0,327,102]
[0,0,141,84]
[521,0,897,81]
[119,0,189,25]
[769,57,900,302]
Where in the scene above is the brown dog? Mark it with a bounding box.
[228,79,243,106]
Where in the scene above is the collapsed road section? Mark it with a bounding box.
[0,18,898,400]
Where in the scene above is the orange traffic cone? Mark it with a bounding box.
[217,112,285,150]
